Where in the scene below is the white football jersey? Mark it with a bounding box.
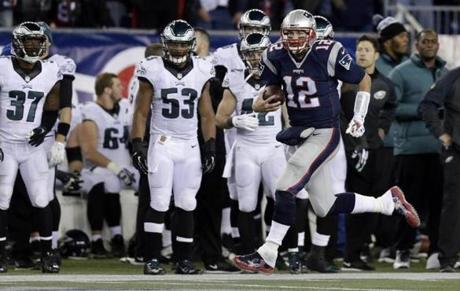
[0,56,62,143]
[81,99,132,167]
[135,56,214,140]
[224,70,282,144]
[212,43,245,73]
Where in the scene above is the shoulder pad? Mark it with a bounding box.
[194,56,215,77]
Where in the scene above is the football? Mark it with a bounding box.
[262,85,285,104]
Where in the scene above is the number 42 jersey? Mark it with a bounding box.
[261,40,365,129]
[135,56,215,140]
[0,56,62,143]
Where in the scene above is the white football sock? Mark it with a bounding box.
[312,232,330,247]
[257,241,279,267]
[221,207,232,235]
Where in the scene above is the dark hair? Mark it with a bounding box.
[357,35,380,52]
[95,73,117,96]
[194,27,210,43]
[145,43,163,57]
[415,29,437,41]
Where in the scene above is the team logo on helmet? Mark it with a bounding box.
[239,9,271,39]
[12,22,47,64]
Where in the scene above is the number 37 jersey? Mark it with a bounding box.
[0,56,62,143]
[261,40,365,129]
[135,56,214,140]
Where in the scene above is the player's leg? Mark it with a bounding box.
[234,128,341,273]
[20,147,59,273]
[235,144,262,254]
[0,144,19,273]
[172,140,202,274]
[103,175,125,258]
[143,139,174,275]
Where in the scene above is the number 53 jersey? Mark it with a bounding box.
[0,56,62,143]
[135,56,215,140]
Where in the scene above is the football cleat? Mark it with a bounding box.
[110,234,126,258]
[175,259,203,275]
[391,186,421,228]
[144,258,166,275]
[287,252,302,274]
[0,254,7,273]
[91,239,109,259]
[41,251,60,273]
[233,252,274,274]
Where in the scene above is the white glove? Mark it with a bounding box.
[48,141,66,167]
[351,148,369,172]
[346,114,365,138]
[107,162,136,186]
[232,113,259,131]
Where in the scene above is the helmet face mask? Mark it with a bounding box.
[238,9,271,39]
[281,10,317,56]
[240,33,270,77]
[12,22,47,64]
[161,20,195,66]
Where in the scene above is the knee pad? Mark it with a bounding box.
[0,186,13,210]
[272,190,296,225]
[174,192,197,212]
[31,192,49,208]
[238,192,258,213]
[150,191,172,212]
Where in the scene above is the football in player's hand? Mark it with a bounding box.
[262,85,285,104]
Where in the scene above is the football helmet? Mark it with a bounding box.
[240,33,271,77]
[11,21,47,63]
[161,20,195,66]
[59,229,91,259]
[314,15,334,40]
[281,9,316,55]
[239,9,271,39]
[38,21,53,57]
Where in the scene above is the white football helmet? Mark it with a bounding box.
[240,33,271,77]
[161,20,196,66]
[238,9,271,39]
[12,22,47,63]
[281,9,316,55]
[314,15,334,40]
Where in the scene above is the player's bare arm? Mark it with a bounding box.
[44,82,61,112]
[215,88,237,129]
[79,120,111,167]
[198,81,216,141]
[131,79,153,140]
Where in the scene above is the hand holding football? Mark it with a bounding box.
[262,85,285,104]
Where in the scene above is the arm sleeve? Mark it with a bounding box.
[59,75,73,109]
[378,79,397,133]
[418,69,460,137]
[331,44,365,84]
[260,48,282,86]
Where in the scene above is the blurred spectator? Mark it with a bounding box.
[131,0,176,31]
[197,0,234,30]
[49,0,113,27]
[419,65,460,273]
[105,0,127,27]
[0,0,15,27]
[341,35,397,271]
[14,0,49,23]
[336,0,377,32]
[389,29,446,269]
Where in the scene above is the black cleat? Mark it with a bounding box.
[234,252,274,274]
[0,255,7,273]
[91,239,109,258]
[342,259,375,271]
[41,252,60,273]
[144,258,166,275]
[204,259,239,273]
[288,252,302,274]
[14,255,35,269]
[110,235,126,258]
[175,259,203,274]
[305,247,339,273]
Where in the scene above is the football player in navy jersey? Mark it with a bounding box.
[233,9,420,274]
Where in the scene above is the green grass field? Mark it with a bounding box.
[0,258,459,290]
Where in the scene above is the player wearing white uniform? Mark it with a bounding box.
[0,22,62,273]
[79,73,137,258]
[131,20,216,275]
[213,8,271,246]
[216,33,285,255]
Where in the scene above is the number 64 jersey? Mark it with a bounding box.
[135,56,215,140]
[0,56,62,143]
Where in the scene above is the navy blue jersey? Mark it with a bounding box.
[261,40,365,128]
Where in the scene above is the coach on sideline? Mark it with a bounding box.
[419,67,460,272]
